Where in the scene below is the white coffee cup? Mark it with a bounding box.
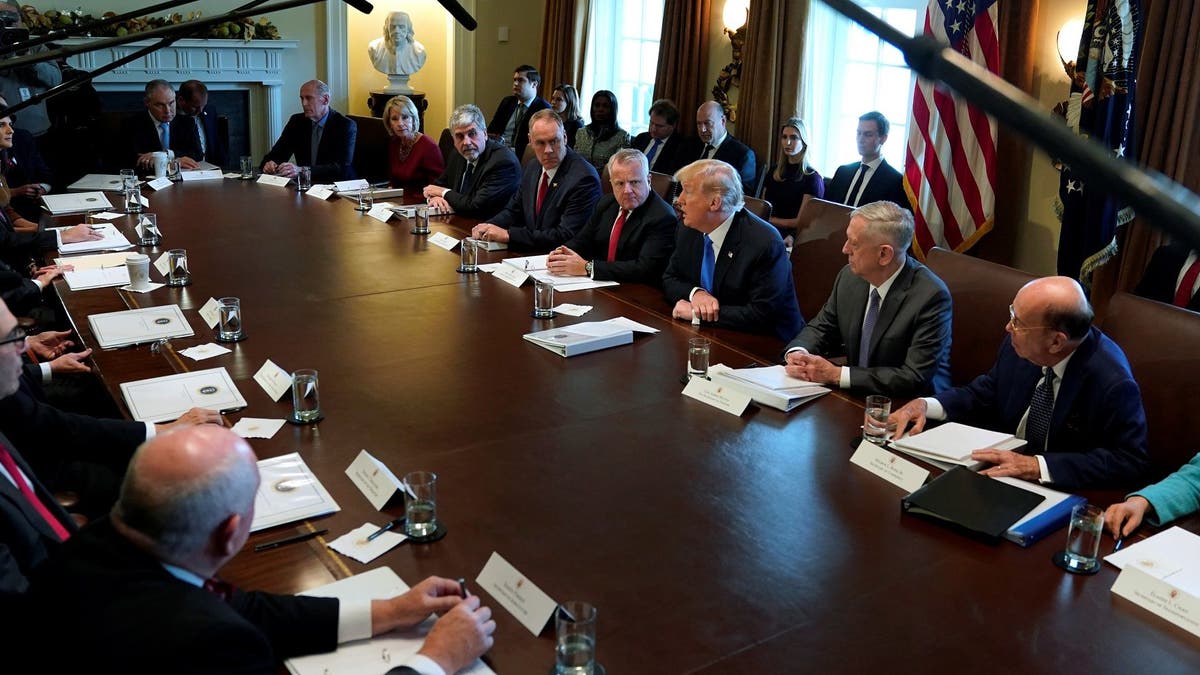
[125,254,152,291]
[151,151,170,178]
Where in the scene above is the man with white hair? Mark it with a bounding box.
[662,159,803,340]
[262,79,357,182]
[30,425,495,674]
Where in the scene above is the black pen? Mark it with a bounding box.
[1113,530,1126,552]
[366,518,405,542]
[254,528,327,552]
[458,577,470,598]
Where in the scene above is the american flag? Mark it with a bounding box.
[904,0,999,257]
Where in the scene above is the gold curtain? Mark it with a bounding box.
[539,0,588,90]
[1093,0,1200,309]
[652,0,713,137]
[737,0,809,179]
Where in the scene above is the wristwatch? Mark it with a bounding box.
[585,261,594,278]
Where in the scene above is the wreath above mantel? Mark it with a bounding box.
[18,5,282,41]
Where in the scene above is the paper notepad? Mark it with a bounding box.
[120,367,247,423]
[56,223,134,255]
[42,191,113,214]
[88,304,195,348]
[63,266,130,290]
[251,452,341,532]
[890,422,1025,466]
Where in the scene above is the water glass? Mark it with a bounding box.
[124,186,143,214]
[137,213,160,246]
[687,337,710,380]
[239,156,255,180]
[411,204,430,234]
[120,168,139,190]
[166,248,190,286]
[291,369,321,423]
[533,279,555,318]
[458,237,478,273]
[355,186,374,212]
[403,471,438,537]
[1062,503,1105,573]
[217,296,243,341]
[555,601,597,675]
[166,157,182,182]
[295,166,312,192]
[863,395,891,444]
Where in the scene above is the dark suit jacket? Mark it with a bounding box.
[0,256,42,316]
[935,327,1149,489]
[688,134,757,194]
[434,139,521,218]
[261,110,357,183]
[632,131,689,176]
[663,209,804,341]
[563,191,678,285]
[1135,243,1200,311]
[28,517,339,674]
[176,105,227,167]
[488,149,601,251]
[0,430,76,597]
[0,128,54,221]
[826,158,910,209]
[118,112,203,171]
[786,256,952,397]
[487,95,550,160]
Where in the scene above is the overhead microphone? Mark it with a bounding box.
[341,0,374,15]
[437,0,478,30]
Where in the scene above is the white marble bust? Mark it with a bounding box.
[368,11,427,92]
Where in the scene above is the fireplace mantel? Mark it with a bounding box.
[64,38,299,158]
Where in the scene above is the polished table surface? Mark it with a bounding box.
[52,181,1199,673]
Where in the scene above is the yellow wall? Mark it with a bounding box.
[472,0,546,123]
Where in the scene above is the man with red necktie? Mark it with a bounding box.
[1135,242,1200,312]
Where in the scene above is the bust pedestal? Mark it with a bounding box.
[368,90,427,132]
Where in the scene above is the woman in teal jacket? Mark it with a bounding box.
[1106,453,1200,538]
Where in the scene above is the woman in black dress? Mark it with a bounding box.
[761,117,824,246]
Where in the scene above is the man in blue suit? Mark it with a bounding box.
[662,159,804,341]
[890,276,1149,490]
[472,109,601,251]
[176,80,227,168]
[261,79,356,183]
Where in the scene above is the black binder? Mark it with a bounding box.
[901,466,1046,541]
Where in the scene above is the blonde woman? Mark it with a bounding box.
[761,117,824,243]
[383,95,444,190]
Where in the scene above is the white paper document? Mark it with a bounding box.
[63,266,130,290]
[257,173,292,187]
[251,452,340,532]
[597,316,660,333]
[145,176,172,191]
[88,304,195,348]
[180,169,224,181]
[287,568,494,675]
[179,342,232,361]
[552,303,592,317]
[57,223,134,255]
[889,422,1025,466]
[707,364,830,413]
[120,282,165,294]
[230,417,287,439]
[327,523,407,564]
[120,367,247,423]
[42,191,112,214]
[87,211,124,220]
[527,269,619,292]
[333,178,370,192]
[54,251,134,271]
[67,174,126,192]
[502,254,548,272]
[304,185,334,200]
[427,231,459,250]
[1106,526,1200,594]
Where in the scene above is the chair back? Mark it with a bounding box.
[790,196,853,320]
[600,166,613,194]
[925,247,1036,386]
[437,127,454,166]
[1101,291,1200,481]
[348,114,390,184]
[743,196,773,221]
[649,170,677,201]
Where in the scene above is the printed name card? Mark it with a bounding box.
[198,297,222,328]
[476,552,558,636]
[305,185,335,200]
[253,359,293,402]
[427,232,459,251]
[1111,565,1200,638]
[145,176,173,191]
[180,169,223,181]
[333,178,370,192]
[153,252,171,276]
[492,264,529,288]
[257,173,292,188]
[849,440,930,493]
[682,377,752,416]
[345,450,406,510]
[366,203,396,222]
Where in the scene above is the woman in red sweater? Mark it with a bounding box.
[384,95,444,191]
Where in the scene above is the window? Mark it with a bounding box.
[800,1,923,176]
[579,0,664,136]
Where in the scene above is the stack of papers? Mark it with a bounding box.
[63,266,130,290]
[67,174,127,192]
[43,191,114,214]
[889,422,1025,468]
[524,320,635,357]
[708,364,830,412]
[56,223,134,255]
[120,367,247,422]
[54,251,132,270]
[1106,526,1200,596]
[391,202,451,216]
[252,453,341,532]
[87,304,195,348]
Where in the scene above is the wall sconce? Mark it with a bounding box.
[1056,18,1084,77]
[713,0,748,119]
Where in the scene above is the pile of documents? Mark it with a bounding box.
[88,304,195,348]
[42,191,113,214]
[889,422,1025,468]
[708,364,830,412]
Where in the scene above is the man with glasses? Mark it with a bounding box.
[546,149,676,285]
[889,276,1149,489]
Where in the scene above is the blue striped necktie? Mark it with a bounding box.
[700,234,715,292]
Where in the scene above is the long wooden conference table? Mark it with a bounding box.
[51,180,1198,673]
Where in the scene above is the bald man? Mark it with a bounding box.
[30,426,494,674]
[693,101,757,195]
[889,277,1149,490]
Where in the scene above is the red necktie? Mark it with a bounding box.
[203,576,235,602]
[1174,257,1200,307]
[607,209,628,262]
[0,443,70,541]
[535,171,549,216]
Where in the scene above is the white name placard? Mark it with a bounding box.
[145,176,173,191]
[427,232,459,251]
[491,265,529,288]
[849,440,930,493]
[198,297,221,328]
[476,552,558,636]
[257,174,292,188]
[253,359,292,402]
[345,450,406,510]
[682,377,752,416]
[1111,565,1200,638]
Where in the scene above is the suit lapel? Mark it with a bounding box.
[844,276,870,363]
[868,259,916,358]
[1049,330,1096,436]
[0,434,72,540]
[713,213,742,292]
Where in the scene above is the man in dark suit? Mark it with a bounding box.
[785,200,951,397]
[176,79,227,168]
[631,98,688,176]
[547,148,677,285]
[473,110,601,251]
[663,159,804,341]
[261,79,357,183]
[1135,242,1200,311]
[119,79,202,172]
[825,111,909,209]
[692,100,757,195]
[891,277,1149,490]
[423,104,521,218]
[28,424,495,674]
[486,65,549,161]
